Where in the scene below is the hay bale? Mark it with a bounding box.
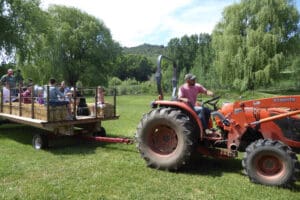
[1,102,68,122]
[103,103,115,118]
[88,103,115,118]
[46,105,68,121]
[2,103,20,115]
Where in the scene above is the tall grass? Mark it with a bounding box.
[0,94,299,200]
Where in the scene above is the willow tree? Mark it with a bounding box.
[0,0,46,65]
[212,0,299,91]
[44,5,122,86]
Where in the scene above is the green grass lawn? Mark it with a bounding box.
[0,94,299,200]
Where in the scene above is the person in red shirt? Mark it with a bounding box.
[21,83,33,104]
[178,73,214,130]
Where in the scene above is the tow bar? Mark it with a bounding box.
[78,135,135,144]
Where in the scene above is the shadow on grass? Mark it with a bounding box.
[182,154,243,176]
[0,123,136,155]
[180,154,300,191]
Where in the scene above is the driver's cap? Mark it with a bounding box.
[184,73,196,81]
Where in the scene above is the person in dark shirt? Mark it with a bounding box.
[75,90,90,116]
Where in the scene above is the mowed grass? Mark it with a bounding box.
[0,94,300,200]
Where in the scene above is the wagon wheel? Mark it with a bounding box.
[93,126,107,137]
[242,139,299,187]
[32,134,49,150]
[136,107,197,171]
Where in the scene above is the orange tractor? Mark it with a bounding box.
[136,55,300,187]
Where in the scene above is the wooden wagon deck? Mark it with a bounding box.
[0,86,119,136]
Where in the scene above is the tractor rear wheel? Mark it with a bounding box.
[136,107,197,171]
[242,139,299,187]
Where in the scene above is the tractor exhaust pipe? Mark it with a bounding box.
[156,55,177,100]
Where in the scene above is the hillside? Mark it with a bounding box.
[123,43,166,63]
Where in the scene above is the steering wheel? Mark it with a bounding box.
[201,96,220,110]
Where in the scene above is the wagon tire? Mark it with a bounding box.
[136,107,197,171]
[32,134,48,150]
[242,139,299,187]
[93,126,106,137]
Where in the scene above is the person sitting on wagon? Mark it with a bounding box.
[96,86,106,108]
[2,82,11,103]
[2,82,17,103]
[47,78,72,119]
[1,68,17,97]
[59,80,72,103]
[35,86,44,105]
[21,83,33,104]
[75,88,90,116]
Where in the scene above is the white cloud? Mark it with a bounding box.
[40,0,236,47]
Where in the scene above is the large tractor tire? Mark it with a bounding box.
[242,139,299,187]
[136,107,197,171]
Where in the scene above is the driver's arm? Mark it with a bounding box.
[178,97,189,103]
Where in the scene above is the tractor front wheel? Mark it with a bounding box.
[242,139,299,187]
[136,107,197,171]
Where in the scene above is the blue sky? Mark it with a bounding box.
[41,0,300,47]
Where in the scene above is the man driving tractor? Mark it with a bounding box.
[178,73,214,131]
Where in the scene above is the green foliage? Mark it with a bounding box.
[108,78,156,95]
[167,35,199,73]
[113,54,155,82]
[1,3,121,86]
[0,0,48,65]
[123,43,165,63]
[192,34,216,88]
[44,5,121,86]
[212,0,300,91]
[109,77,122,86]
[163,34,215,91]
[289,56,300,88]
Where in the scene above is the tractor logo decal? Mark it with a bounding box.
[253,101,261,105]
[273,97,296,103]
[234,108,243,114]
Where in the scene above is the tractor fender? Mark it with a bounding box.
[153,100,204,139]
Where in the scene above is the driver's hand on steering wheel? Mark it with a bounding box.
[206,90,214,96]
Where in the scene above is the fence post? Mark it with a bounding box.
[31,86,34,119]
[94,87,97,118]
[113,87,116,117]
[47,85,50,122]
[0,86,3,112]
[19,85,22,116]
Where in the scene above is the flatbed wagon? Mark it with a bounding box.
[0,86,133,149]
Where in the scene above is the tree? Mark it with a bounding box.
[212,0,300,91]
[112,54,154,82]
[192,33,215,87]
[46,5,121,86]
[17,5,121,86]
[167,35,199,73]
[0,0,46,64]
